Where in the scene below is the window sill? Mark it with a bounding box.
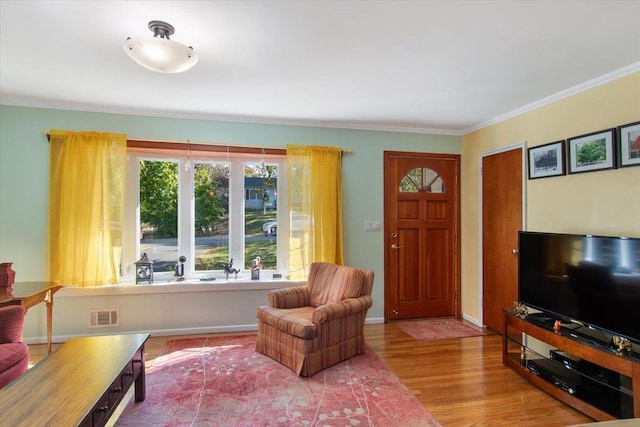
[58,278,306,297]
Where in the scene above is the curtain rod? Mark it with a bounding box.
[127,139,287,156]
[127,139,353,155]
[42,132,353,154]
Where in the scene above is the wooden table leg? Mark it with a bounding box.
[134,352,146,402]
[45,289,53,353]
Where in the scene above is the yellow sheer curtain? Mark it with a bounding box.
[287,145,344,279]
[47,130,127,287]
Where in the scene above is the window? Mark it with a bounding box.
[123,144,286,283]
[138,159,179,273]
[399,167,445,193]
[243,164,278,270]
[193,161,230,271]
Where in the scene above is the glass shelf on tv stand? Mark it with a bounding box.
[518,345,633,398]
[524,312,640,362]
[505,311,637,419]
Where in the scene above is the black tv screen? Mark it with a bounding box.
[518,231,640,344]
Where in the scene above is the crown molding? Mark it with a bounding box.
[0,96,463,136]
[463,62,640,135]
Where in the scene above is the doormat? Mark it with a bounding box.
[395,317,489,341]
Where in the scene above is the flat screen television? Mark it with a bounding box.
[518,231,640,345]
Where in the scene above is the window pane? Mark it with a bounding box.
[139,160,178,273]
[194,162,230,271]
[244,163,278,270]
[399,167,445,193]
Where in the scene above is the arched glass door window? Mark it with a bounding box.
[399,167,445,193]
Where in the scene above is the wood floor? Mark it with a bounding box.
[27,321,594,426]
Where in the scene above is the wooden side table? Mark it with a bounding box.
[0,281,63,353]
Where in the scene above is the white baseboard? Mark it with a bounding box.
[462,313,484,328]
[26,324,259,345]
[26,317,388,345]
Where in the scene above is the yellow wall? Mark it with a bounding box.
[461,72,640,324]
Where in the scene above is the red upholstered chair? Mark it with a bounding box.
[0,305,29,389]
[255,262,374,377]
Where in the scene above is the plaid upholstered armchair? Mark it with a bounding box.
[255,262,374,377]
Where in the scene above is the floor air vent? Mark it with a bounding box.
[89,309,120,328]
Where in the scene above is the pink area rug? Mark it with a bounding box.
[116,334,440,427]
[395,317,489,342]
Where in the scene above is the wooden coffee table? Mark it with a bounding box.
[0,333,149,427]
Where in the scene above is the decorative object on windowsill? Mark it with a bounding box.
[135,253,154,284]
[0,262,16,289]
[124,20,198,73]
[553,320,562,334]
[513,301,528,319]
[251,257,262,280]
[174,256,187,281]
[220,258,240,280]
[610,335,633,355]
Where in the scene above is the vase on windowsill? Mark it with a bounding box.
[0,262,16,289]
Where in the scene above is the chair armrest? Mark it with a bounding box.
[0,305,25,344]
[268,286,310,309]
[312,295,372,324]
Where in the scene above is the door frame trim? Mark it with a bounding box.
[477,142,526,327]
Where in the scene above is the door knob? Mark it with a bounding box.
[512,248,519,254]
[391,244,403,250]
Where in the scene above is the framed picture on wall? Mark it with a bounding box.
[567,128,616,174]
[617,121,640,168]
[527,140,565,179]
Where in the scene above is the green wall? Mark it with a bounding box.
[0,105,461,339]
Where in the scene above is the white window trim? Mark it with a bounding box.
[122,150,289,285]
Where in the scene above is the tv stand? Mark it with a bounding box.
[503,309,640,421]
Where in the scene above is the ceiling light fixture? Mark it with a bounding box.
[124,20,198,73]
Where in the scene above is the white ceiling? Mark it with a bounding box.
[1,1,639,135]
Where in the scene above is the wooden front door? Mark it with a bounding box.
[482,147,523,332]
[384,151,460,320]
